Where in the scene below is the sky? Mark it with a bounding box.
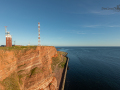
[0,0,120,46]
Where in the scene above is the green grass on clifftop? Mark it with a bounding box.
[0,46,37,51]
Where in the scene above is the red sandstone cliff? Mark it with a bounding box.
[0,46,58,90]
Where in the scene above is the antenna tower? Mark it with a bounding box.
[38,22,40,46]
[4,26,7,35]
[14,41,15,45]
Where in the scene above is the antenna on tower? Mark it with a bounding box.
[4,26,7,35]
[14,41,15,45]
[38,22,40,46]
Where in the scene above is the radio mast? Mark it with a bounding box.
[4,26,7,35]
[38,22,40,46]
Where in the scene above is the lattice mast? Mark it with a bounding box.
[4,26,7,35]
[38,22,40,46]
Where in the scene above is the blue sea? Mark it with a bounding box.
[56,47,120,90]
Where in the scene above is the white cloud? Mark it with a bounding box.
[81,24,120,28]
[71,10,119,15]
[108,25,120,27]
[90,11,116,15]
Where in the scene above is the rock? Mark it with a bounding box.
[0,46,58,90]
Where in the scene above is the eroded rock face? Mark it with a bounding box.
[0,83,5,90]
[0,46,58,90]
[50,77,57,90]
[0,50,17,81]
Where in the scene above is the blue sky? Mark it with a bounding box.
[0,0,120,46]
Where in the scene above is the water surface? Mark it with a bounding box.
[56,47,120,90]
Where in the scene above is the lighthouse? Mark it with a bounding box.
[6,32,12,47]
[4,26,12,47]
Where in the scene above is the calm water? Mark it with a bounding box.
[56,47,120,90]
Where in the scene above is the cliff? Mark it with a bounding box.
[0,46,59,90]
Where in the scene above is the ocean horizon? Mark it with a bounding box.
[56,47,120,90]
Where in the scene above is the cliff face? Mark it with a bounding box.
[0,46,58,90]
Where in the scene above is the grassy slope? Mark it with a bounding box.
[51,51,68,71]
[0,67,44,90]
[0,46,37,51]
[0,72,20,90]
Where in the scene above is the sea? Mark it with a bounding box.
[56,47,120,90]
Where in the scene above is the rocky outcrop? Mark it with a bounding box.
[0,46,58,90]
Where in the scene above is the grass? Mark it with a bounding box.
[17,67,43,84]
[0,46,37,51]
[17,67,43,85]
[50,83,52,85]
[1,72,20,90]
[51,51,68,71]
[18,74,26,85]
[58,51,68,56]
[18,75,23,85]
[17,64,26,68]
[30,67,43,77]
[0,46,37,59]
[51,52,62,71]
[58,57,67,68]
[17,70,25,74]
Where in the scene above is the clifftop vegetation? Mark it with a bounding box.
[51,51,68,71]
[0,46,37,51]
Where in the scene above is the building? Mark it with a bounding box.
[27,42,30,46]
[5,32,12,47]
[0,45,6,47]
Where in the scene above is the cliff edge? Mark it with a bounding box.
[0,46,60,90]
